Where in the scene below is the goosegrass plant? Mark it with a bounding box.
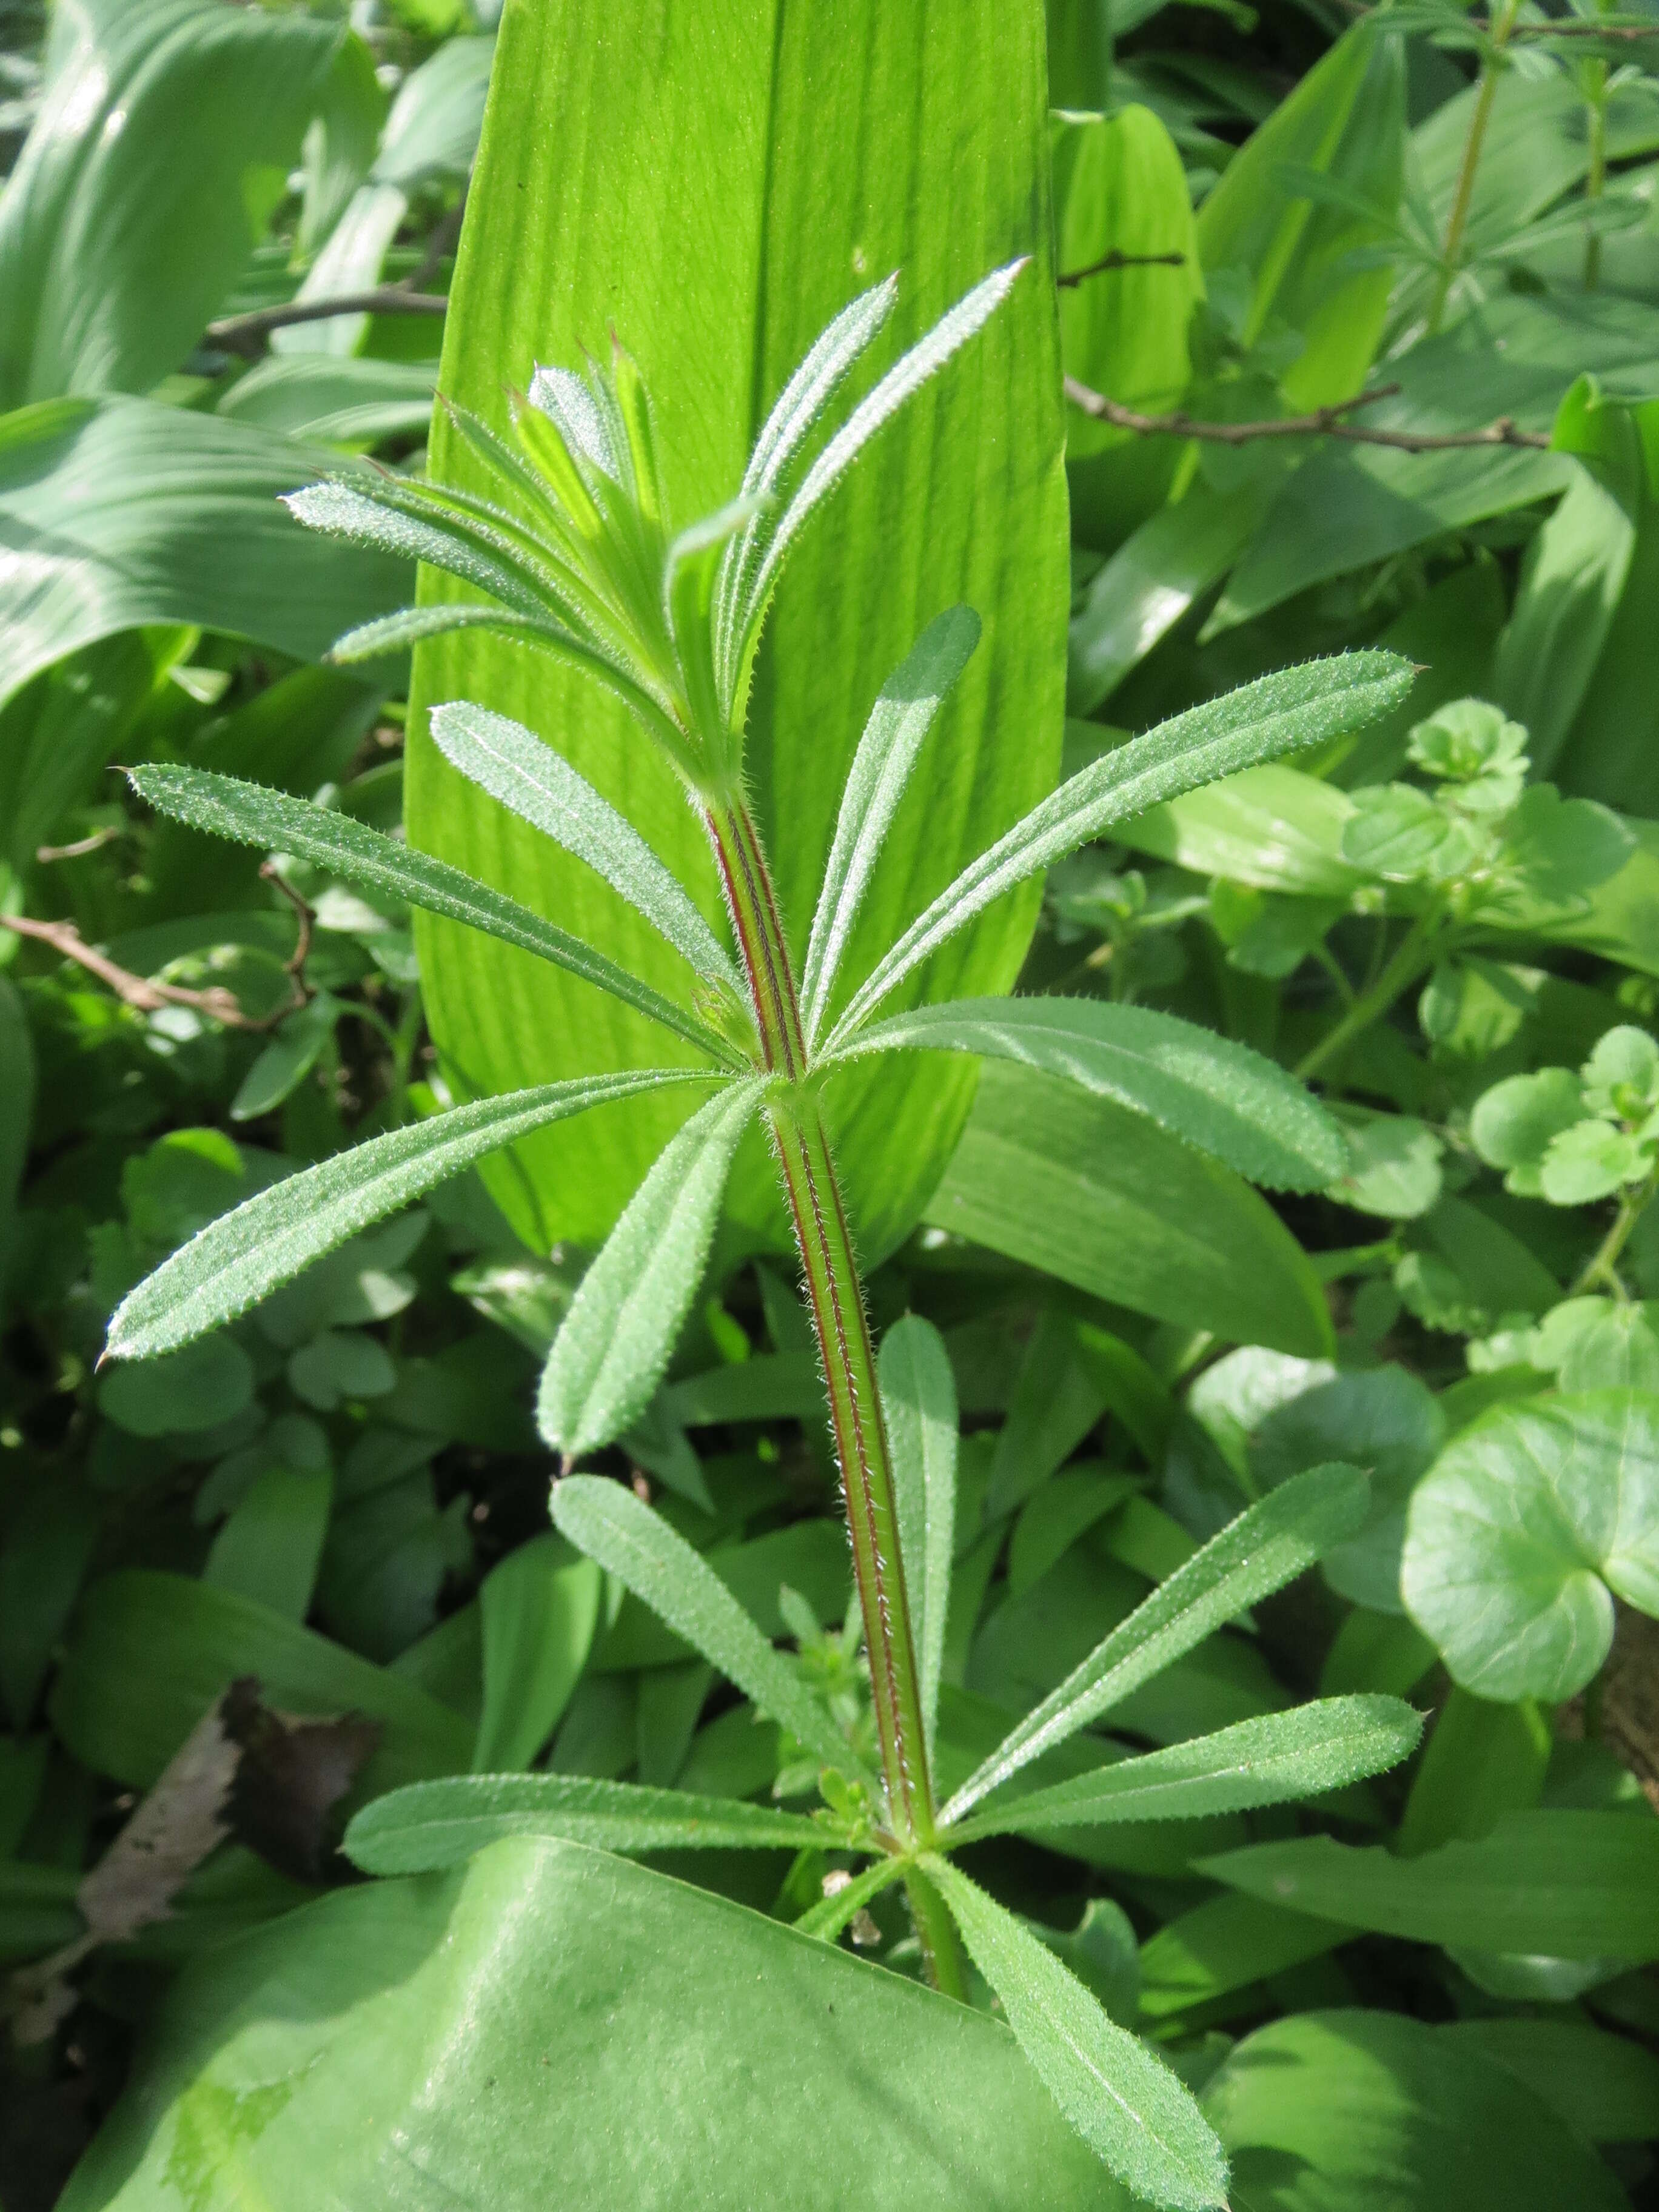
[102,267,1423,2209]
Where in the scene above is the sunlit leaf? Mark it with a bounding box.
[831,996,1346,1191]
[104,1071,707,1361]
[927,1856,1229,2210]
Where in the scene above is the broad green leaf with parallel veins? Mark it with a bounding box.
[831,995,1345,1191]
[104,1070,708,1361]
[0,0,361,407]
[1401,1392,1659,1701]
[0,399,409,716]
[943,1463,1368,1822]
[926,1064,1336,1358]
[926,1856,1228,2210]
[127,765,726,1059]
[343,1772,828,1873]
[549,1476,858,1778]
[946,1698,1422,1842]
[404,0,1069,1261]
[1204,2009,1629,2212]
[1201,1808,1659,1962]
[537,1084,760,1459]
[474,1537,602,1774]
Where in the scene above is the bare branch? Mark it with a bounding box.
[1064,374,1552,452]
[205,287,447,358]
[1,910,312,1031]
[36,828,121,863]
[1057,249,1187,288]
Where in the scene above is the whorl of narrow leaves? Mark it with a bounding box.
[925,1857,1230,2210]
[833,996,1347,1191]
[103,1071,706,1361]
[343,1772,828,1874]
[549,1476,860,1778]
[537,1083,760,1458]
[427,700,740,990]
[800,605,981,1043]
[712,275,899,708]
[827,651,1416,1044]
[722,262,1028,723]
[126,765,728,1057]
[945,1462,1370,1822]
[947,1697,1424,1842]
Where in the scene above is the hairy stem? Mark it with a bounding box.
[704,799,935,1848]
[1426,0,1521,335]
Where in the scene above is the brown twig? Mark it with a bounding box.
[1063,373,1552,451]
[35,828,121,863]
[205,287,447,358]
[1,879,313,1032]
[1057,249,1188,287]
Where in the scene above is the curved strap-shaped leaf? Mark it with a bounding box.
[343,1772,830,1874]
[428,700,740,991]
[800,606,980,1045]
[128,764,729,1059]
[925,1857,1228,2210]
[947,1697,1423,1843]
[827,995,1346,1193]
[538,1083,761,1458]
[826,651,1415,1047]
[941,1463,1370,1824]
[551,1475,865,1782]
[104,1069,709,1361]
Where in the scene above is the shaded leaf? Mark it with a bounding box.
[343,1772,826,1873]
[106,1070,707,1360]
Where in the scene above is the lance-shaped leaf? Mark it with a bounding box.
[105,1071,708,1363]
[800,607,981,1044]
[793,1855,909,1943]
[827,651,1415,1046]
[947,1697,1423,1843]
[713,275,899,702]
[128,764,726,1059]
[925,1856,1229,2210]
[343,1772,828,1874]
[538,1084,761,1458]
[942,1463,1369,1824]
[831,996,1346,1193]
[728,262,1028,720]
[427,700,740,991]
[551,1475,860,1778]
[878,1314,957,1756]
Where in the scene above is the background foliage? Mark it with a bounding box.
[6,0,1659,2205]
